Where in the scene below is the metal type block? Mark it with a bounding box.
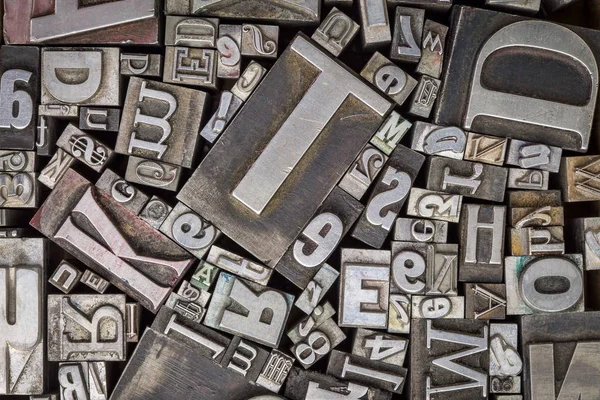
[206,246,271,285]
[496,396,522,400]
[312,8,359,57]
[506,139,561,172]
[411,295,465,319]
[168,285,210,323]
[48,294,126,361]
[231,61,267,102]
[0,46,39,150]
[36,114,58,156]
[388,294,411,334]
[370,111,411,156]
[57,124,114,173]
[575,217,600,270]
[505,254,584,315]
[510,206,563,228]
[408,75,441,119]
[95,169,149,215]
[542,0,580,12]
[510,226,565,256]
[0,227,29,238]
[387,0,453,12]
[31,169,195,313]
[120,53,162,77]
[38,149,75,189]
[117,78,207,168]
[426,157,508,202]
[126,303,140,343]
[287,302,336,344]
[406,187,463,223]
[434,6,600,153]
[79,107,120,132]
[352,144,424,248]
[160,202,220,260]
[390,241,427,295]
[221,336,270,382]
[521,312,600,400]
[204,272,294,347]
[276,187,362,288]
[508,189,561,208]
[465,283,507,320]
[352,328,408,367]
[459,204,506,282]
[411,121,466,160]
[241,24,279,59]
[256,349,294,393]
[49,260,82,294]
[486,0,540,14]
[0,238,45,395]
[284,367,392,400]
[0,171,38,208]
[5,0,158,45]
[507,168,549,191]
[338,144,388,200]
[165,16,219,48]
[358,0,391,50]
[177,280,211,307]
[561,155,600,202]
[41,48,119,106]
[58,362,108,400]
[0,209,27,227]
[217,24,242,79]
[164,46,218,89]
[125,156,182,192]
[395,217,448,243]
[360,52,417,106]
[200,91,244,144]
[291,318,346,369]
[39,105,79,119]
[295,263,339,315]
[80,270,109,293]
[411,318,489,399]
[489,323,521,377]
[191,260,220,291]
[339,248,390,329]
[178,34,392,266]
[464,132,508,166]
[426,243,458,296]
[151,306,230,362]
[491,376,521,394]
[416,20,447,79]
[390,6,424,63]
[31,395,57,400]
[138,196,172,229]
[0,150,35,172]
[110,328,274,400]
[326,350,407,394]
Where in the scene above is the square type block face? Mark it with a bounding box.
[178,34,392,267]
[434,6,600,152]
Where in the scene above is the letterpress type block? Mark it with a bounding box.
[390,7,424,63]
[312,8,359,57]
[360,52,417,106]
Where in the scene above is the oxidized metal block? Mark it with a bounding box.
[388,0,453,12]
[575,217,600,270]
[204,272,294,348]
[221,336,270,382]
[410,121,466,160]
[411,295,465,319]
[338,144,388,200]
[217,24,242,79]
[48,294,126,361]
[352,328,408,367]
[0,171,38,208]
[276,187,363,288]
[0,151,35,172]
[506,139,561,172]
[505,254,584,314]
[489,323,522,379]
[230,61,267,101]
[160,202,220,260]
[291,318,346,369]
[125,156,182,192]
[339,248,390,329]
[138,196,172,229]
[95,169,149,215]
[486,0,540,14]
[510,226,565,256]
[394,217,448,243]
[0,238,45,395]
[79,107,120,132]
[406,187,463,223]
[241,24,279,59]
[39,105,78,119]
[464,132,508,166]
[465,283,507,320]
[390,7,425,63]
[294,263,339,315]
[460,204,506,282]
[408,75,441,119]
[41,47,120,106]
[38,149,75,189]
[390,241,427,295]
[191,260,220,291]
[116,77,207,168]
[370,111,412,155]
[287,302,336,345]
[164,16,219,48]
[36,114,58,156]
[388,294,411,334]
[561,155,600,202]
[56,124,114,173]
[426,157,508,202]
[164,46,218,89]
[58,362,107,400]
[508,189,562,208]
[178,34,392,267]
[434,6,600,152]
[352,144,425,248]
[120,53,162,77]
[416,20,447,79]
[126,303,140,343]
[360,52,417,106]
[80,270,110,294]
[312,7,359,57]
[200,91,244,143]
[0,46,39,150]
[411,319,489,400]
[31,169,195,313]
[426,243,458,296]
[4,0,159,45]
[358,0,391,50]
[206,246,271,286]
[256,349,294,393]
[507,168,549,191]
[49,260,82,294]
[510,206,563,228]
